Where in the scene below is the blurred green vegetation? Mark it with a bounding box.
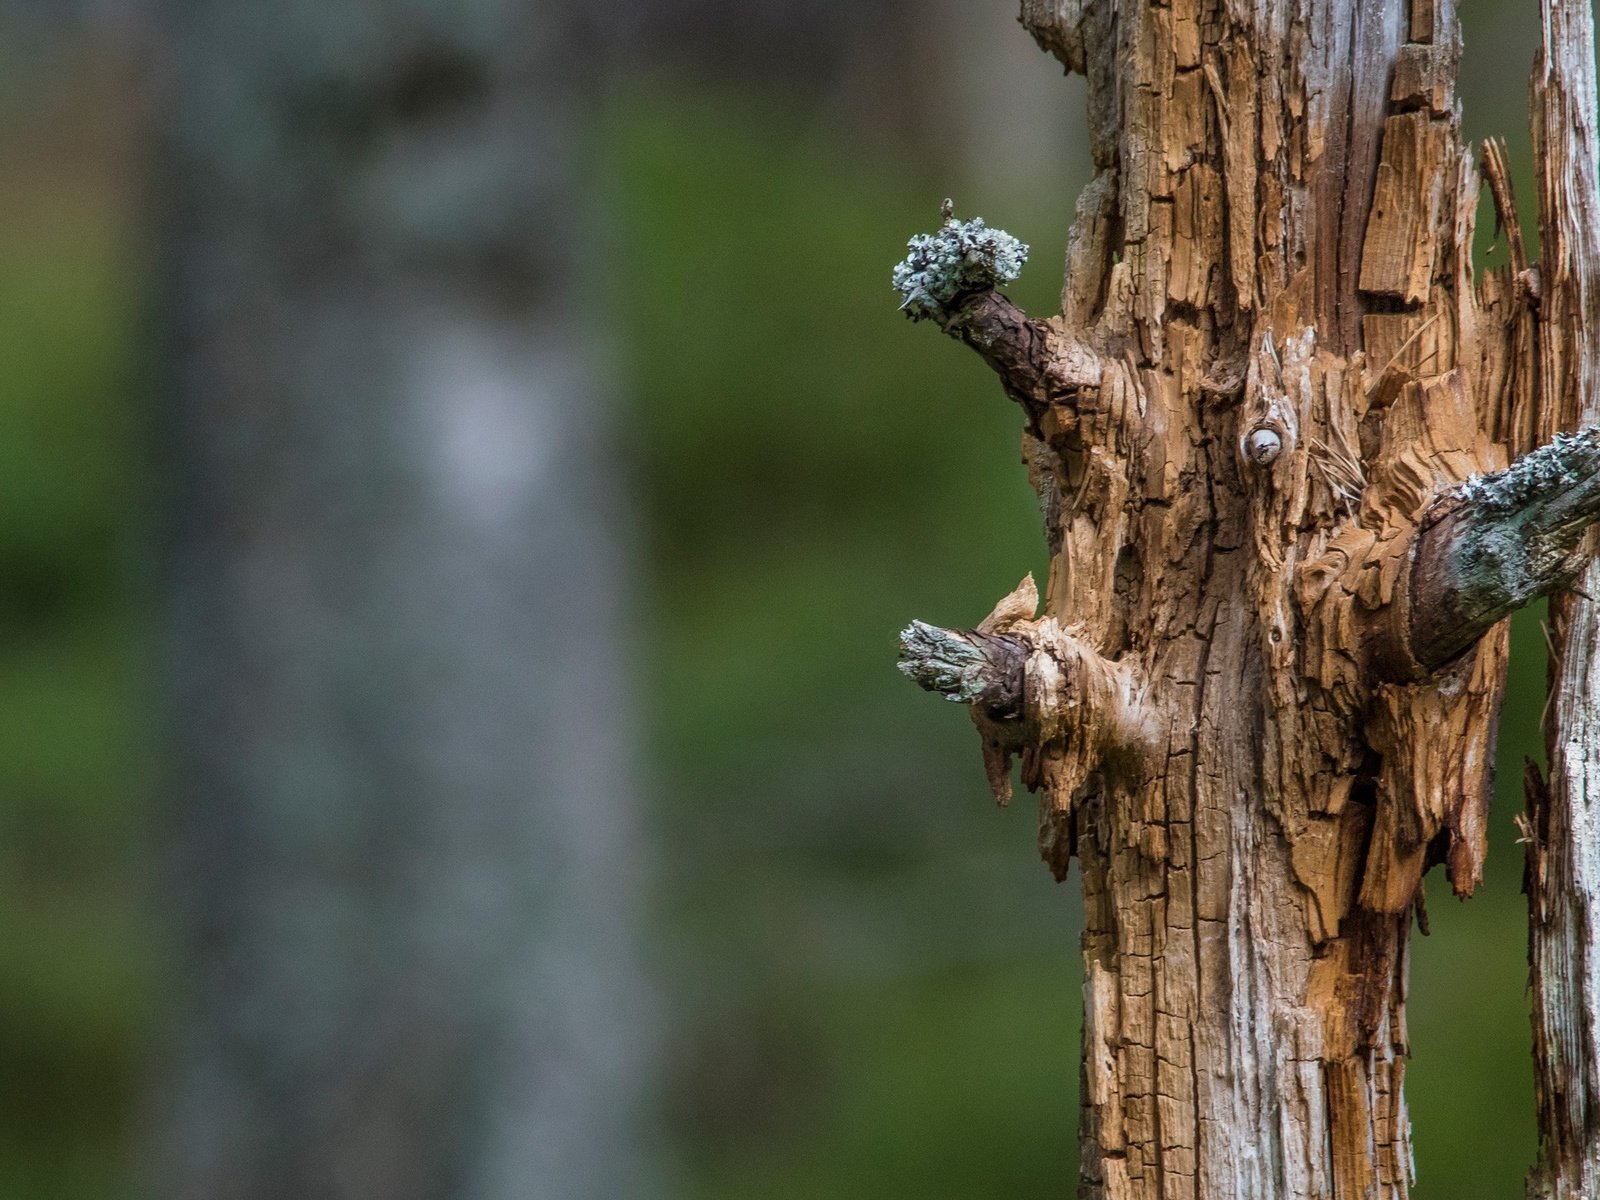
[606,85,1085,1198]
[0,65,153,1200]
[0,4,1562,1195]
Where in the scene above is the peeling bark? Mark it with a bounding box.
[891,1,1600,1196]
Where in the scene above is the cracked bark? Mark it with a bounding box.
[1524,2,1600,1197]
[893,1,1600,1196]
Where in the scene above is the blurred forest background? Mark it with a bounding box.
[0,1,1561,1197]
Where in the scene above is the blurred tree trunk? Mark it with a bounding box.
[150,5,654,1199]
[1526,2,1600,1197]
[897,0,1600,1195]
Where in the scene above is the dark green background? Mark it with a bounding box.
[0,4,1557,1196]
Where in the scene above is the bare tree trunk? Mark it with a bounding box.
[149,5,654,1198]
[894,1,1600,1196]
[1525,2,1600,1197]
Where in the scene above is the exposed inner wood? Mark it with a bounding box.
[892,0,1600,1195]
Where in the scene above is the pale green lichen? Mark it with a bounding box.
[1457,426,1600,511]
[1431,425,1600,659]
[891,213,1028,321]
[897,620,999,703]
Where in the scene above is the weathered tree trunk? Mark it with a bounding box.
[1526,2,1600,1197]
[150,5,654,1198]
[895,1,1600,1196]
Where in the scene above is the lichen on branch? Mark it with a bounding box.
[1409,426,1600,668]
[897,621,1027,716]
[889,204,1114,433]
[1457,427,1600,514]
[892,208,1029,321]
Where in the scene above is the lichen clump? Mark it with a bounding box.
[1457,425,1600,512]
[892,216,1028,321]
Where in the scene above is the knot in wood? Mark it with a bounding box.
[1245,426,1283,467]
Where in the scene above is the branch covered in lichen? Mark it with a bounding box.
[892,213,1029,320]
[897,621,1027,717]
[890,205,1106,429]
[1408,427,1600,668]
[898,614,1154,854]
[898,617,1152,751]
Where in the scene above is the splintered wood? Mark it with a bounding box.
[907,0,1565,1195]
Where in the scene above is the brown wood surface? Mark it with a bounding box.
[896,0,1600,1194]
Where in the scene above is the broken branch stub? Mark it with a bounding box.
[1409,427,1600,668]
[896,621,1027,718]
[897,618,1146,750]
[898,586,1151,841]
[892,206,1107,429]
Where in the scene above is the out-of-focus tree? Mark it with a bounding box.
[148,4,656,1198]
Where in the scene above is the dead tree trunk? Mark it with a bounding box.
[894,1,1600,1196]
[1525,2,1600,1197]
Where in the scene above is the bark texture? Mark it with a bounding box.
[895,1,1600,1196]
[151,4,654,1198]
[1525,2,1600,1196]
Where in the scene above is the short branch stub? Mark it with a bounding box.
[1409,427,1600,668]
[897,621,1027,718]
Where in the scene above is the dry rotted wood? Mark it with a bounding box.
[889,0,1600,1195]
